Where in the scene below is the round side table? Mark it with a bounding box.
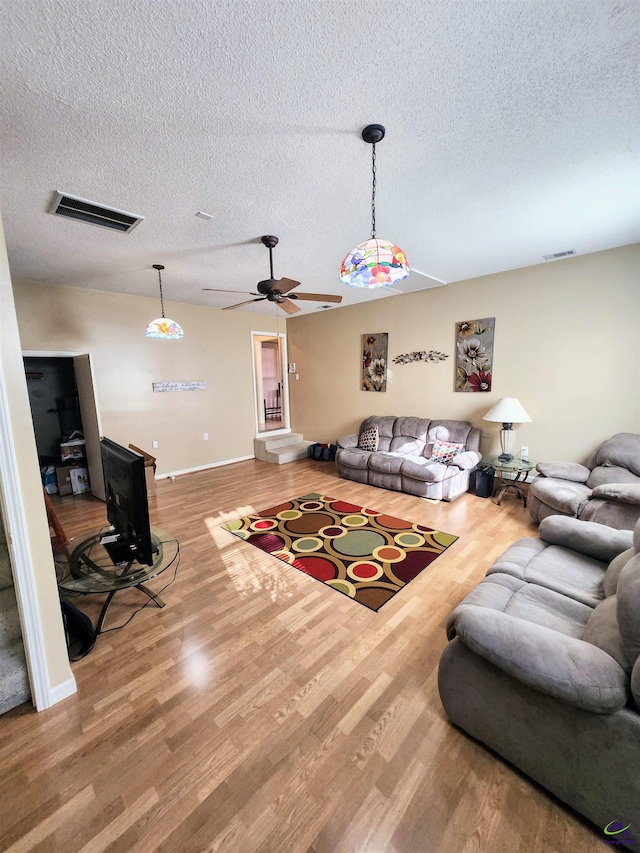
[484,456,536,507]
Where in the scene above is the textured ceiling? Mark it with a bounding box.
[1,0,639,316]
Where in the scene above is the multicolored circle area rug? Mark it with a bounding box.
[222,493,458,611]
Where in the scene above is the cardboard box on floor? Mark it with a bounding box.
[56,463,88,496]
[128,444,157,496]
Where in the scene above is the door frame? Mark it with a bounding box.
[23,350,105,501]
[250,331,290,436]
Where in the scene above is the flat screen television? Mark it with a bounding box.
[100,438,155,566]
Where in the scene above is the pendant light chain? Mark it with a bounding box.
[157,267,166,318]
[370,141,377,239]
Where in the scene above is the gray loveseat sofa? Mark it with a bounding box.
[528,432,640,530]
[336,415,481,501]
[438,515,640,845]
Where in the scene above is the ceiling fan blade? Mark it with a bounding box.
[278,298,301,315]
[276,277,301,294]
[203,288,257,294]
[288,292,343,303]
[222,298,266,311]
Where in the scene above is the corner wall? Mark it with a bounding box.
[286,244,640,463]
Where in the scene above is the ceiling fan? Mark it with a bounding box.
[203,235,342,314]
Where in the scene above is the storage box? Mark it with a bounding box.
[60,438,86,462]
[56,464,77,496]
[69,467,90,495]
[128,444,157,496]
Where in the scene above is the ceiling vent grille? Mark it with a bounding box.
[48,191,144,233]
[543,249,577,260]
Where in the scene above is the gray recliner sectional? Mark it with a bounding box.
[439,515,640,847]
[335,415,482,501]
[528,432,640,530]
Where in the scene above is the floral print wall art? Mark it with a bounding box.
[362,333,388,391]
[455,318,495,392]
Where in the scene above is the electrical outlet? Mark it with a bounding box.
[520,446,529,460]
[152,440,158,449]
[203,432,208,440]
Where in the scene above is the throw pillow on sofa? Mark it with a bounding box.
[431,439,465,463]
[357,426,379,451]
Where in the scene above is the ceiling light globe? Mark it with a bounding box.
[145,318,184,339]
[340,238,410,289]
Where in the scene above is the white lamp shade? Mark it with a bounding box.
[482,397,531,424]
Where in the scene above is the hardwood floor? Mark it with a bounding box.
[0,460,607,852]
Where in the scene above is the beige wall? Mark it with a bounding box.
[0,217,73,694]
[14,282,280,476]
[287,244,640,463]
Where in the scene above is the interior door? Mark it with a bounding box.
[73,354,105,501]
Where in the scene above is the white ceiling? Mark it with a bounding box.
[1,1,639,317]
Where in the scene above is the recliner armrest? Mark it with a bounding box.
[539,515,633,563]
[449,450,481,470]
[336,434,358,449]
[536,461,591,483]
[454,608,629,714]
[590,483,640,505]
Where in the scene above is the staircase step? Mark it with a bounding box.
[264,441,314,464]
[254,433,306,461]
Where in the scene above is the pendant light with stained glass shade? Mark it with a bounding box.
[145,264,184,339]
[340,124,410,289]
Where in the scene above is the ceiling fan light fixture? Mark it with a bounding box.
[145,264,184,339]
[341,124,410,290]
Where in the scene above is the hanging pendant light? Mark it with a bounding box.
[340,124,410,289]
[145,264,184,339]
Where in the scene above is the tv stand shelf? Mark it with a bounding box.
[55,526,179,633]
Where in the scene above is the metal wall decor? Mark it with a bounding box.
[392,350,448,365]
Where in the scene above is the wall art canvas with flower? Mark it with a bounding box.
[362,333,388,392]
[455,318,495,392]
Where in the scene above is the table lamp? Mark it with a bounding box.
[482,398,532,461]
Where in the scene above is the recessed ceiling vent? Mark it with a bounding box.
[48,191,144,233]
[543,249,577,260]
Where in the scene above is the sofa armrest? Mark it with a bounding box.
[536,461,591,483]
[336,434,358,449]
[539,515,633,563]
[590,482,640,505]
[454,608,629,713]
[449,450,481,470]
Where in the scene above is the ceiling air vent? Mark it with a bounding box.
[48,191,144,233]
[543,250,577,260]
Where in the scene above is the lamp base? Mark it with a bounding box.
[498,452,514,462]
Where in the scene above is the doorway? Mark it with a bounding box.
[251,332,289,434]
[22,352,105,501]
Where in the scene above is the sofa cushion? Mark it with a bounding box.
[486,543,606,608]
[617,554,640,665]
[538,516,633,564]
[536,461,590,482]
[368,452,405,475]
[427,420,473,446]
[587,466,640,489]
[455,608,629,714]
[529,477,591,516]
[583,596,633,675]
[431,439,465,463]
[589,432,640,479]
[401,456,454,484]
[603,548,635,597]
[336,448,371,470]
[360,416,396,452]
[446,573,593,641]
[357,426,379,451]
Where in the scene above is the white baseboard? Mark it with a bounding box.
[45,675,77,709]
[160,454,255,479]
